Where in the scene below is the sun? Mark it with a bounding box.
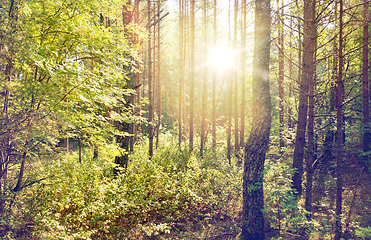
[208,47,235,71]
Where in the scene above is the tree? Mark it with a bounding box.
[189,0,195,152]
[277,0,285,150]
[212,0,217,150]
[200,0,208,157]
[240,0,247,151]
[362,0,369,157]
[292,0,316,196]
[227,0,232,163]
[148,0,154,159]
[241,0,271,237]
[0,0,137,210]
[156,0,163,148]
[335,0,344,238]
[233,0,239,153]
[178,0,184,147]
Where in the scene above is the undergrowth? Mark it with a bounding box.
[2,133,370,239]
[25,133,243,239]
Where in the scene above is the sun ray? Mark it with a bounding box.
[208,47,235,71]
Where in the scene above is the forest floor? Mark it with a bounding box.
[1,146,371,240]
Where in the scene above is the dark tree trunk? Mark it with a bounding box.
[13,152,26,192]
[363,0,369,156]
[334,0,344,238]
[292,0,315,196]
[78,137,82,164]
[241,0,271,237]
[156,0,162,148]
[305,33,316,222]
[115,91,132,172]
[278,0,285,150]
[147,0,154,159]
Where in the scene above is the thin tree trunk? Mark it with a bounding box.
[363,0,369,156]
[134,0,140,141]
[305,31,316,222]
[292,0,315,196]
[233,0,239,153]
[241,0,271,237]
[156,0,162,148]
[334,0,344,238]
[142,39,147,135]
[288,16,293,130]
[13,152,26,192]
[148,0,154,159]
[240,0,247,151]
[78,137,82,164]
[212,0,217,150]
[190,0,195,152]
[179,0,183,147]
[182,1,187,137]
[227,0,232,163]
[278,0,285,150]
[201,0,208,157]
[153,2,157,147]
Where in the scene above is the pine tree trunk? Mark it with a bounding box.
[212,0,217,150]
[178,0,183,147]
[227,0,232,163]
[292,0,315,196]
[288,16,293,130]
[305,32,316,222]
[241,0,271,237]
[363,0,369,156]
[189,0,195,152]
[148,0,154,159]
[240,0,247,151]
[233,0,239,153]
[200,0,208,157]
[156,0,162,148]
[278,0,285,150]
[334,0,344,238]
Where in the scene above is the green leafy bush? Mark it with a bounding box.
[28,134,242,239]
[264,160,308,236]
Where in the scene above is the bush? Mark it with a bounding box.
[27,134,242,239]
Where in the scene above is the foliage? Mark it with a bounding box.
[264,159,309,236]
[0,0,140,220]
[355,226,371,240]
[20,134,243,239]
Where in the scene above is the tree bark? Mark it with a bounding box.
[233,0,239,153]
[156,0,162,148]
[178,0,183,148]
[189,0,195,152]
[334,0,344,238]
[278,0,285,150]
[212,0,217,150]
[241,0,271,237]
[200,0,208,158]
[240,0,247,151]
[227,0,232,163]
[305,30,316,222]
[292,0,315,196]
[363,0,369,156]
[288,16,293,130]
[147,0,154,159]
